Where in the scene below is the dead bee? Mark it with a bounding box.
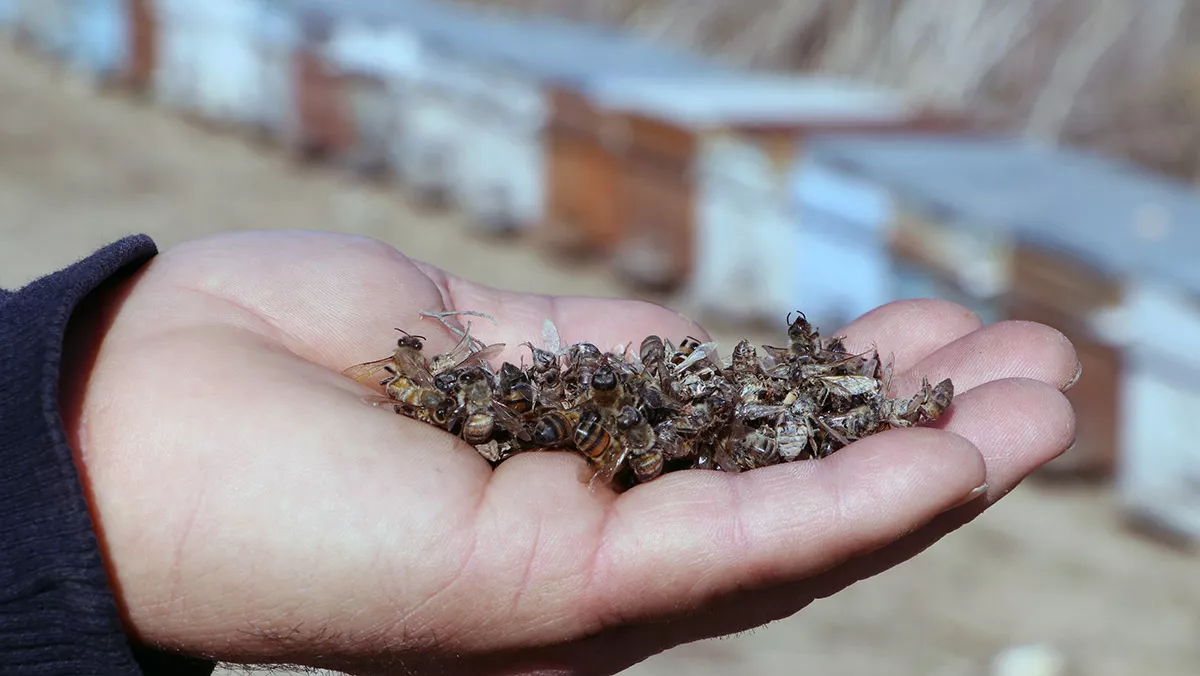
[342,328,433,387]
[762,311,821,364]
[639,335,666,377]
[349,308,957,487]
[730,424,780,470]
[614,405,663,485]
[889,377,954,426]
[344,327,504,392]
[449,367,530,446]
[532,408,581,448]
[775,412,812,461]
[561,342,604,401]
[587,362,623,409]
[497,362,537,418]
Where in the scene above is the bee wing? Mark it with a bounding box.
[395,350,435,387]
[710,437,741,473]
[761,344,790,363]
[672,342,718,374]
[587,445,631,493]
[815,416,852,448]
[430,329,476,371]
[879,352,897,395]
[360,394,404,410]
[491,401,532,441]
[447,342,506,372]
[737,403,787,421]
[542,318,562,354]
[821,375,880,398]
[341,356,396,383]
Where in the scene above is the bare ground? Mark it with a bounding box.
[1,44,1197,676]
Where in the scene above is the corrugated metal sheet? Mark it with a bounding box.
[584,73,915,126]
[802,133,1200,301]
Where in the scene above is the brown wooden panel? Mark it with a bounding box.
[293,49,353,159]
[614,148,695,289]
[624,112,696,164]
[1010,241,1123,318]
[543,128,622,255]
[125,0,155,91]
[549,86,606,135]
[1006,296,1122,480]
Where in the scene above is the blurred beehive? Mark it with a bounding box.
[7,0,1200,545]
[797,134,1200,514]
[473,0,1200,184]
[564,74,968,295]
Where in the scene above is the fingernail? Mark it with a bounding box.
[1060,361,1083,392]
[953,482,989,508]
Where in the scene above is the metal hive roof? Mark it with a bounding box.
[803,133,1200,296]
[282,0,727,82]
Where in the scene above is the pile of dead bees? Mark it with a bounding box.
[343,311,954,492]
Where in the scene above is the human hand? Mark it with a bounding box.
[61,230,1077,675]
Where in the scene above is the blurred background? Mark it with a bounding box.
[2,1,1199,674]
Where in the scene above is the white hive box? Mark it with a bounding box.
[0,0,17,35]
[444,16,726,235]
[800,133,1200,497]
[568,73,952,295]
[1111,190,1200,544]
[61,0,130,84]
[15,0,71,58]
[151,0,200,112]
[192,0,262,126]
[318,0,426,177]
[391,6,536,209]
[251,0,304,142]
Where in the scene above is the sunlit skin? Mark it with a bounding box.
[59,230,1077,675]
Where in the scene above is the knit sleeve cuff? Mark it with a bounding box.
[0,236,214,676]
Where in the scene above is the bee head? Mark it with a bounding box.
[786,312,816,345]
[591,363,618,391]
[432,397,456,426]
[616,405,640,430]
[394,328,426,351]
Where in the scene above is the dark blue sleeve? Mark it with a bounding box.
[0,236,215,676]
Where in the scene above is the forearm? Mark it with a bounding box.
[0,236,212,676]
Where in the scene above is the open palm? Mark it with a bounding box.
[61,230,1077,675]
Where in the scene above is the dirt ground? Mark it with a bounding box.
[2,44,1198,676]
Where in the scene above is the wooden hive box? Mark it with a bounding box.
[122,0,156,92]
[1118,275,1200,546]
[437,17,726,239]
[151,0,204,114]
[62,0,130,86]
[576,74,967,294]
[613,108,699,290]
[249,0,302,143]
[1005,238,1126,480]
[289,8,353,162]
[0,1,16,36]
[14,0,71,57]
[698,112,973,328]
[319,6,427,180]
[543,86,629,255]
[793,135,1144,483]
[189,0,265,129]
